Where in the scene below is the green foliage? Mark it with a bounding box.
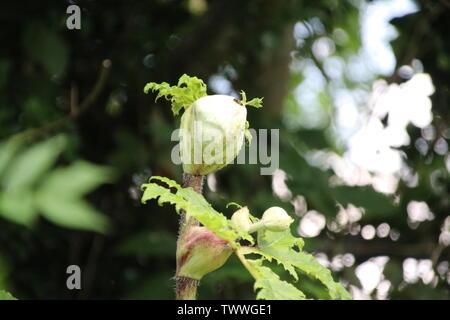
[241,230,303,280]
[144,75,264,117]
[0,290,16,300]
[247,259,306,300]
[240,90,263,108]
[240,228,351,300]
[2,136,65,189]
[141,176,351,300]
[36,161,114,233]
[0,136,115,233]
[144,74,207,116]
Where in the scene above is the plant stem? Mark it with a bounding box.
[235,247,260,280]
[247,220,265,234]
[175,173,204,300]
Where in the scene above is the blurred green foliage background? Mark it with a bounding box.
[0,0,449,299]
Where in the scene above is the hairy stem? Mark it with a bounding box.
[175,173,205,300]
[175,276,200,300]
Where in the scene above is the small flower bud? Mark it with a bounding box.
[261,207,294,232]
[177,226,232,280]
[231,207,252,232]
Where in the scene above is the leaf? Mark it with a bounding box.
[39,199,110,233]
[240,90,263,108]
[37,160,114,196]
[2,135,66,190]
[246,259,306,300]
[0,138,114,232]
[291,252,351,300]
[245,98,263,108]
[35,161,114,233]
[0,140,21,178]
[241,229,303,281]
[143,74,207,116]
[141,176,252,244]
[242,228,352,300]
[0,290,17,300]
[0,189,36,227]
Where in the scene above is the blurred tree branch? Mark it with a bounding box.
[4,59,112,144]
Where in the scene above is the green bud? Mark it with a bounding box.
[177,226,232,280]
[180,95,247,175]
[260,207,294,232]
[231,206,252,232]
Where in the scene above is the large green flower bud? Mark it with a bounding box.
[180,95,247,175]
[144,75,262,175]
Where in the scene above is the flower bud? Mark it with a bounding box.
[177,226,232,280]
[180,95,247,175]
[231,207,252,232]
[260,207,294,232]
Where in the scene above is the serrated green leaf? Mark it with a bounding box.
[246,98,263,108]
[247,259,306,300]
[240,90,264,108]
[144,74,207,116]
[241,229,303,281]
[0,290,17,300]
[243,228,351,300]
[287,252,351,300]
[141,183,179,207]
